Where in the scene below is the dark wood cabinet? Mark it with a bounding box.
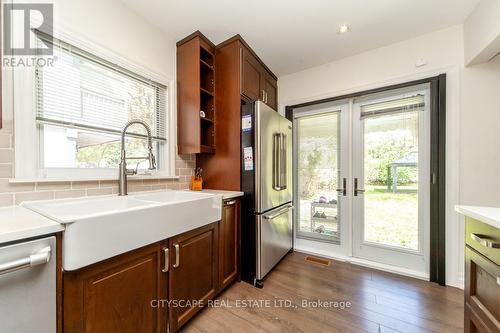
[263,71,278,110]
[241,47,264,102]
[168,222,219,332]
[177,31,216,154]
[63,242,167,333]
[197,34,278,190]
[62,210,240,332]
[464,217,500,333]
[219,198,241,290]
[241,46,278,110]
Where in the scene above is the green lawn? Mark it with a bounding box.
[364,185,418,250]
[298,185,419,250]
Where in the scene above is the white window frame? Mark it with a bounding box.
[10,24,177,181]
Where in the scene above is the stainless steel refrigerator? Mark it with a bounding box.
[241,101,293,288]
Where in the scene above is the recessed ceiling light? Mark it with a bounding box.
[338,23,350,34]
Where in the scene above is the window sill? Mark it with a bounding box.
[9,175,180,184]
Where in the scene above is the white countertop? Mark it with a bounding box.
[455,205,500,230]
[200,189,244,200]
[0,206,64,244]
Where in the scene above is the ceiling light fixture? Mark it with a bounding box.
[338,23,350,34]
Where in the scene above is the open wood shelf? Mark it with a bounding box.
[200,145,215,154]
[200,87,214,97]
[200,116,215,124]
[200,59,214,70]
[200,46,214,66]
[177,32,217,155]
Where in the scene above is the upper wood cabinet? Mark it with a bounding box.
[177,31,216,154]
[191,33,278,191]
[241,46,278,110]
[219,198,240,290]
[63,242,167,333]
[263,71,278,110]
[168,222,219,332]
[241,47,264,102]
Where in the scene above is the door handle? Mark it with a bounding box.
[0,246,51,276]
[173,244,180,268]
[162,248,169,273]
[336,178,347,196]
[280,133,287,190]
[273,133,281,191]
[264,205,293,220]
[354,178,365,196]
[471,233,500,249]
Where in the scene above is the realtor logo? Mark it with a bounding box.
[3,3,53,56]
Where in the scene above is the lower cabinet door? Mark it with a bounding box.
[63,242,167,333]
[465,246,500,333]
[168,222,218,332]
[219,198,240,290]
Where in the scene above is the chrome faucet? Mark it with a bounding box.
[118,120,157,196]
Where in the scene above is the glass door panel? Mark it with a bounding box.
[363,111,420,250]
[295,112,343,243]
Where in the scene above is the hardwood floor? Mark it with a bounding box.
[181,252,463,333]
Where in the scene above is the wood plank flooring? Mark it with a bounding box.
[181,252,463,333]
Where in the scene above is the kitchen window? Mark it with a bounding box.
[12,32,173,180]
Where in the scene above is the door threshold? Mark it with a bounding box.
[295,246,430,281]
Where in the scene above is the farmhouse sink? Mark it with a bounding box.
[135,190,216,203]
[21,190,222,270]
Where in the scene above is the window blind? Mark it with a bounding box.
[360,95,425,119]
[35,33,167,141]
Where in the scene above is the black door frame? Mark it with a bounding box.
[285,74,447,285]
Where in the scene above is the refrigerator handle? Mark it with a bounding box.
[273,133,281,191]
[280,133,287,190]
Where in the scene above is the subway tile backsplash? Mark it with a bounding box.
[0,122,196,207]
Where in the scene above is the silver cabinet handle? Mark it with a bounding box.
[173,244,180,268]
[497,276,500,286]
[162,248,169,273]
[264,205,293,220]
[471,233,500,249]
[261,90,266,102]
[0,246,51,276]
[265,91,268,104]
[224,200,236,206]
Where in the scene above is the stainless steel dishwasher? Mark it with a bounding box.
[0,236,56,333]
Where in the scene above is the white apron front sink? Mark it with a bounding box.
[22,190,222,270]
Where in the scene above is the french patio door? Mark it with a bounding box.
[351,87,430,273]
[294,85,431,275]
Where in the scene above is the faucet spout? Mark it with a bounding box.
[118,120,157,196]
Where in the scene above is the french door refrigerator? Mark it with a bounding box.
[241,101,293,288]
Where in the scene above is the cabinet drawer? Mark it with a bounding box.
[465,246,500,332]
[465,303,493,333]
[466,217,500,266]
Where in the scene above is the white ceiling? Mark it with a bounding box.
[121,0,479,76]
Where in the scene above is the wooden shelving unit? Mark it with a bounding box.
[177,31,216,154]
